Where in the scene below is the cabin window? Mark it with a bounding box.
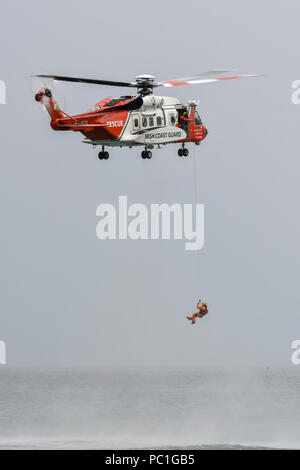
[132,114,140,130]
[149,117,154,127]
[157,116,162,126]
[194,110,202,126]
[170,114,176,125]
[142,117,147,127]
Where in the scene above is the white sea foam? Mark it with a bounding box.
[0,367,299,449]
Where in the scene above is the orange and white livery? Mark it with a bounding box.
[34,72,261,160]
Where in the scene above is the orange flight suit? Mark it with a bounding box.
[187,303,208,324]
[179,113,192,122]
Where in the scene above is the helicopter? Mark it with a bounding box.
[34,71,260,160]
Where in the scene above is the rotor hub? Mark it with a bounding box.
[135,74,156,95]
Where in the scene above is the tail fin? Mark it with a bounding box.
[35,88,64,120]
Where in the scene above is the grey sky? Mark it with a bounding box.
[0,0,299,367]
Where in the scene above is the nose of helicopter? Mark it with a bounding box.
[202,125,208,139]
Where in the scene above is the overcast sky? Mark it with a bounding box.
[0,0,299,367]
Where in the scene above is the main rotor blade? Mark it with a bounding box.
[161,70,237,82]
[35,74,137,88]
[160,73,262,87]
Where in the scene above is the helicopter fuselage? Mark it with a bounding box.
[35,90,208,149]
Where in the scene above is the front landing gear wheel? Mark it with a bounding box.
[142,150,152,159]
[183,148,189,157]
[178,148,183,157]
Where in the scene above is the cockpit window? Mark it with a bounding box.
[194,110,202,126]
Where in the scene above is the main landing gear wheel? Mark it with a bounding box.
[178,147,189,157]
[141,150,152,159]
[98,151,109,160]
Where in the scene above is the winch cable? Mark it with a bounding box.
[192,146,201,298]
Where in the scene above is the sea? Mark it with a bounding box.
[0,366,299,450]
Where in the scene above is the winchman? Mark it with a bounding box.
[178,110,191,122]
[178,109,192,136]
[187,300,208,325]
[178,109,192,125]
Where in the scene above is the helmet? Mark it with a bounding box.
[202,302,207,307]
